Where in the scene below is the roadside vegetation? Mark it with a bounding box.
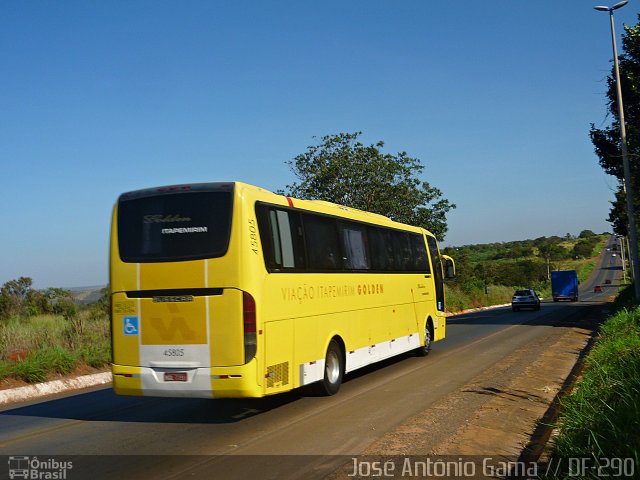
[543,286,640,479]
[0,278,110,384]
[442,231,608,312]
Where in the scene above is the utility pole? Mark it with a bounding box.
[594,1,640,299]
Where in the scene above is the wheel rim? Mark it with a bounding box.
[424,326,431,349]
[326,350,340,384]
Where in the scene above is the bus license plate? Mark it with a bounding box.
[164,372,187,382]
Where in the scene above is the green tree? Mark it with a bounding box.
[2,277,32,300]
[0,279,76,320]
[572,240,594,259]
[578,229,596,239]
[539,240,570,262]
[282,132,456,240]
[590,17,640,235]
[0,277,34,319]
[41,288,76,319]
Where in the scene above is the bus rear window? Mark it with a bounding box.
[117,191,233,262]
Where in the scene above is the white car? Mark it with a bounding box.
[512,289,541,311]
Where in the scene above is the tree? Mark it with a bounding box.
[0,278,76,320]
[572,239,597,259]
[590,17,640,235]
[282,132,456,239]
[537,240,571,279]
[41,287,76,319]
[0,277,34,319]
[2,277,33,300]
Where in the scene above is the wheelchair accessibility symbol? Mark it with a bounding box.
[123,316,139,336]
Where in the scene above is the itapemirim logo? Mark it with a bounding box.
[8,456,72,479]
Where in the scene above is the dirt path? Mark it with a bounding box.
[328,302,606,478]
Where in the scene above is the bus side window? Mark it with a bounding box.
[303,214,342,271]
[369,228,392,271]
[392,231,412,271]
[256,204,305,271]
[268,210,283,267]
[275,210,295,268]
[410,234,430,273]
[339,222,370,270]
[289,213,306,269]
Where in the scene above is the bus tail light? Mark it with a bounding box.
[243,291,257,363]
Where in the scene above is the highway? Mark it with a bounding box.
[0,239,622,479]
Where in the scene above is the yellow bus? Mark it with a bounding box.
[110,182,454,398]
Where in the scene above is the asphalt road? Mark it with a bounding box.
[0,239,621,480]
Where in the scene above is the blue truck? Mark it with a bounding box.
[551,270,579,302]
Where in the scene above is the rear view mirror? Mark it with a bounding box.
[442,255,455,279]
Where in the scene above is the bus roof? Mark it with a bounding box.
[119,181,430,236]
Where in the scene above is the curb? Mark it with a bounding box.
[446,303,510,316]
[0,372,112,406]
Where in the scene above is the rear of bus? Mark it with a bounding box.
[110,182,260,398]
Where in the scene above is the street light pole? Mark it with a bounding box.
[594,0,640,299]
[619,235,628,283]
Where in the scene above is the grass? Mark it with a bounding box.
[577,260,595,284]
[545,287,640,478]
[13,347,77,383]
[445,284,514,312]
[0,362,11,382]
[0,308,110,383]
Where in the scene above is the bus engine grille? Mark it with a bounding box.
[266,362,289,388]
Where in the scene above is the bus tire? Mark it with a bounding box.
[313,339,344,396]
[415,320,433,357]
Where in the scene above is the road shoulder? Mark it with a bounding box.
[328,303,605,478]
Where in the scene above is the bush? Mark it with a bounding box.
[78,343,111,368]
[12,357,48,383]
[40,346,77,375]
[445,284,514,312]
[0,309,110,383]
[549,303,640,477]
[11,347,78,384]
[0,361,11,381]
[0,315,68,359]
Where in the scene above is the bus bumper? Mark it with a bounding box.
[111,361,261,399]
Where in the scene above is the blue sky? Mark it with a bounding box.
[1,1,636,289]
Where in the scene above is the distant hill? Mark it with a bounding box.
[69,286,106,305]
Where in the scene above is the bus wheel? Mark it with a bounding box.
[313,339,344,396]
[416,321,433,357]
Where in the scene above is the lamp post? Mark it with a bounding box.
[594,0,640,299]
[619,235,628,283]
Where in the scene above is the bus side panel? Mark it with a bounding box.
[293,315,321,387]
[434,313,446,341]
[210,289,244,367]
[264,319,293,394]
[111,291,143,396]
[109,205,138,294]
[366,276,419,346]
[348,304,420,367]
[410,272,437,343]
[260,273,425,382]
[369,303,415,347]
[111,292,141,368]
[292,306,421,382]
